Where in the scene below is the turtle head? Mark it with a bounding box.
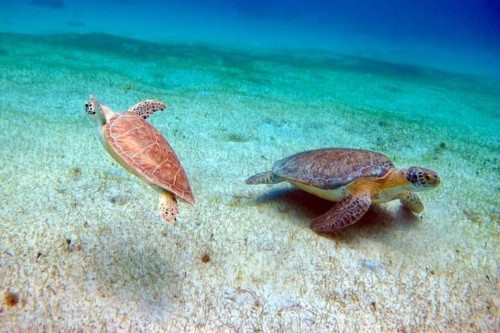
[84,95,108,125]
[402,167,440,190]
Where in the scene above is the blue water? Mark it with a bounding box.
[0,0,499,77]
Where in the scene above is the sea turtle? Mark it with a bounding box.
[84,95,194,223]
[246,148,440,232]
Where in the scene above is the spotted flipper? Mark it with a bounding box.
[158,190,178,224]
[245,171,283,185]
[128,100,166,119]
[399,191,424,213]
[310,193,371,233]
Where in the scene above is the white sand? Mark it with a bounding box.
[0,34,498,331]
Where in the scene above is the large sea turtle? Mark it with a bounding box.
[84,95,194,223]
[246,148,440,232]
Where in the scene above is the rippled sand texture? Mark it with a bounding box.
[0,34,498,331]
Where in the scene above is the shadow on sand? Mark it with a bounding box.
[251,187,421,241]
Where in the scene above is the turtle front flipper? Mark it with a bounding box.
[128,100,166,119]
[245,171,283,185]
[310,193,371,233]
[398,191,424,213]
[158,190,178,224]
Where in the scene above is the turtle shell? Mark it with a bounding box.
[104,112,195,204]
[273,148,395,190]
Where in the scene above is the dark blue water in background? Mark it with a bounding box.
[0,0,499,77]
[176,0,500,50]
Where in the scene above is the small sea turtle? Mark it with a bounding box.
[84,95,194,223]
[246,148,440,232]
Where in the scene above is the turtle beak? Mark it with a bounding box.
[429,173,440,187]
[421,169,440,188]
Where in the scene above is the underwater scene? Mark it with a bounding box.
[0,0,498,331]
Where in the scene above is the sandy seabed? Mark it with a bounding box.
[0,33,498,331]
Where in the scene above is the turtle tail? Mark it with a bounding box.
[245,171,283,185]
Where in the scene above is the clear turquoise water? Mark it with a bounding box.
[0,1,498,331]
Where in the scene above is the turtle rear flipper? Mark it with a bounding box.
[128,100,166,119]
[158,190,178,224]
[310,193,371,233]
[245,171,283,185]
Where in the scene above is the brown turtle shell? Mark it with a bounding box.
[105,112,194,204]
[273,148,395,190]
